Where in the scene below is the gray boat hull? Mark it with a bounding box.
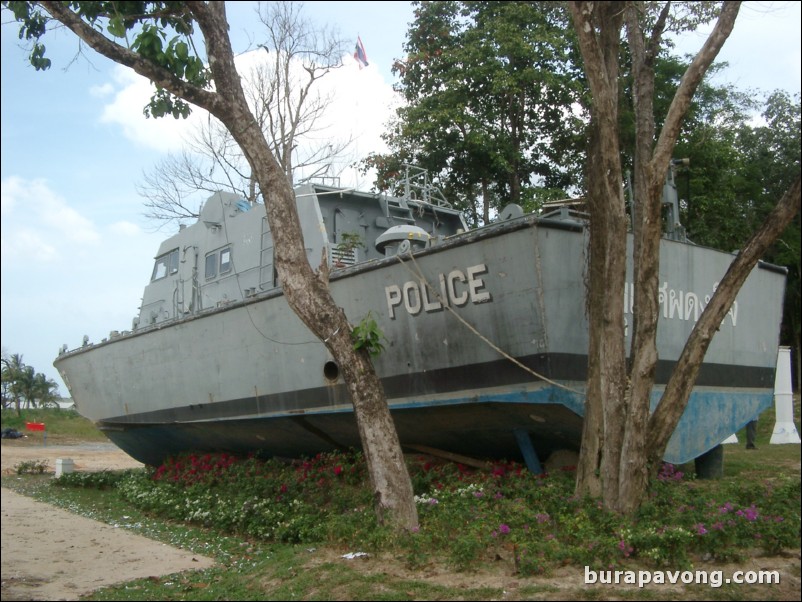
[55,214,784,467]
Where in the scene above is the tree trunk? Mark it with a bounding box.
[616,1,669,514]
[568,1,628,508]
[617,0,743,513]
[192,3,418,531]
[648,175,801,465]
[240,130,417,528]
[36,0,418,531]
[570,0,749,514]
[482,179,490,225]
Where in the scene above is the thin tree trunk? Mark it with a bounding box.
[617,1,668,513]
[193,2,418,530]
[570,0,747,514]
[648,176,800,466]
[36,0,418,531]
[568,1,628,508]
[617,1,742,512]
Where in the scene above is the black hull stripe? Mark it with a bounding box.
[100,353,774,425]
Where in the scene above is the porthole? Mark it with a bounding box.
[323,360,339,382]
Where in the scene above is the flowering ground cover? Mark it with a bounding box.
[3,405,799,600]
[45,446,799,577]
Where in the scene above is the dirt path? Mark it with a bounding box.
[1,440,216,601]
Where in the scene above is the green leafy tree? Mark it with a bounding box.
[1,353,60,413]
[753,92,802,389]
[31,372,60,408]
[366,1,587,225]
[1,353,27,415]
[676,90,801,387]
[5,0,418,531]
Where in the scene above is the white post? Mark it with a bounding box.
[55,458,75,477]
[770,346,800,444]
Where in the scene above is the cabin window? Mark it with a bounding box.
[151,249,179,281]
[219,246,232,274]
[205,252,217,280]
[205,246,232,280]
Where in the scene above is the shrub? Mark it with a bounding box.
[49,449,800,573]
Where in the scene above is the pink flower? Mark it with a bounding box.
[744,505,759,521]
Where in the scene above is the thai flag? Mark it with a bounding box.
[354,36,369,69]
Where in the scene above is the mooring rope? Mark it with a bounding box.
[394,251,584,395]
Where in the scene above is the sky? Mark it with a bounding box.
[1,1,800,397]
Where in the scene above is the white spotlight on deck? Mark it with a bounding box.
[770,347,800,444]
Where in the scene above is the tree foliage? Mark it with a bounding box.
[675,89,801,386]
[364,0,588,226]
[1,353,60,414]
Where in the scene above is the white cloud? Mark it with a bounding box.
[1,177,168,392]
[89,82,115,98]
[109,220,143,236]
[95,49,400,189]
[2,228,58,263]
[98,66,204,153]
[1,177,101,267]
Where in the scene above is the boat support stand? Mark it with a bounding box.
[513,428,543,474]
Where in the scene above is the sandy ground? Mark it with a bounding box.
[1,439,216,601]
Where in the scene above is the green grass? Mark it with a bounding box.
[1,407,107,442]
[2,404,800,601]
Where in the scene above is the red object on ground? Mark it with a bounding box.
[25,422,46,432]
